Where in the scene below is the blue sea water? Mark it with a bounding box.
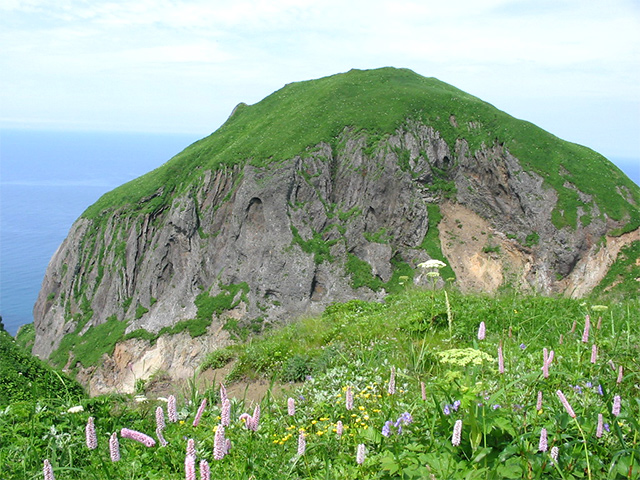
[0,129,638,337]
[0,129,202,336]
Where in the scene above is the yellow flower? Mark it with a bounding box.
[358,406,365,411]
[316,431,324,436]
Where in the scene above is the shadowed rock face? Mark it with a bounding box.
[31,120,638,391]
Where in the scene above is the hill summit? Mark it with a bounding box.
[32,67,640,394]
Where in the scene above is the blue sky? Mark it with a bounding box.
[1,0,639,163]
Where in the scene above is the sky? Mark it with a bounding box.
[1,0,640,164]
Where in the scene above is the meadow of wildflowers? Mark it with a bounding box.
[0,289,638,479]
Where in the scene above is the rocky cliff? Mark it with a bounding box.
[31,67,640,394]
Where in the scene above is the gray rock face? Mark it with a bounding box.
[31,122,633,365]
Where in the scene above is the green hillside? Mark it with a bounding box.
[0,327,84,405]
[82,67,639,232]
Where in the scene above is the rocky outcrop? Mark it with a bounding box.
[32,120,639,392]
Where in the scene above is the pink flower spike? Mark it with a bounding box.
[43,459,55,480]
[556,390,576,418]
[156,406,166,431]
[421,381,427,401]
[168,395,178,423]
[612,395,621,417]
[185,453,196,480]
[477,321,486,340]
[220,383,228,405]
[590,344,597,364]
[581,315,590,343]
[550,446,559,464]
[287,397,295,416]
[86,416,97,450]
[452,419,462,446]
[120,428,156,447]
[497,342,504,374]
[336,420,343,438]
[213,425,226,460]
[221,398,231,427]
[297,431,306,456]
[252,404,261,429]
[156,427,168,447]
[617,366,624,384]
[109,432,120,462]
[596,413,604,438]
[200,460,210,480]
[356,443,366,465]
[559,333,563,345]
[570,319,577,334]
[538,428,548,452]
[536,391,543,411]
[193,398,207,427]
[346,386,353,410]
[388,366,396,395]
[186,438,196,458]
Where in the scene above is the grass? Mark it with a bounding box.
[4,286,638,479]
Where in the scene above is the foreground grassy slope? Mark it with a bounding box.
[3,289,638,479]
[0,328,84,406]
[82,67,639,231]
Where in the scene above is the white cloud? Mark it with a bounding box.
[1,0,638,157]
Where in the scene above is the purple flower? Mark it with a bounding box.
[443,404,451,415]
[85,416,97,450]
[452,400,461,411]
[597,384,603,396]
[43,459,55,480]
[604,423,610,432]
[356,443,366,465]
[382,420,392,437]
[452,419,462,446]
[192,398,207,427]
[109,432,120,462]
[519,343,526,350]
[120,428,156,447]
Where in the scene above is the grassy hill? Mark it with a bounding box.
[82,67,639,233]
[0,327,84,406]
[3,288,639,478]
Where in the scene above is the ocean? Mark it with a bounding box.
[0,129,638,337]
[0,129,203,336]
